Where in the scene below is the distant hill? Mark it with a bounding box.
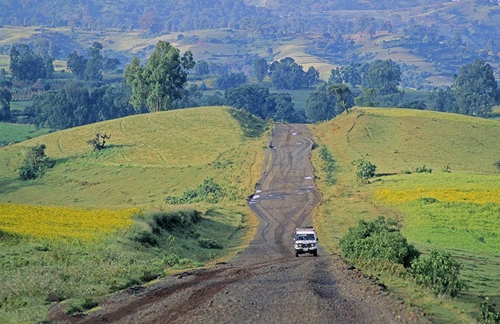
[0,107,267,207]
[0,0,499,86]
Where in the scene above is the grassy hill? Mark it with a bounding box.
[0,107,267,207]
[1,106,500,322]
[310,108,500,323]
[0,106,267,323]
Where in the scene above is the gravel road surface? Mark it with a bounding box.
[50,124,429,324]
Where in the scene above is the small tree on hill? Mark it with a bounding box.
[87,133,111,151]
[19,144,55,180]
[328,84,352,114]
[352,158,376,182]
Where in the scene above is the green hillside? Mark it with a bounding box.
[313,108,500,175]
[0,106,267,323]
[311,108,500,323]
[0,106,267,207]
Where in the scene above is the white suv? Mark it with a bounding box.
[293,227,318,257]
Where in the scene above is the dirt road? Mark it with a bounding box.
[51,124,428,324]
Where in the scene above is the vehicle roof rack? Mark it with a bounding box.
[296,226,315,231]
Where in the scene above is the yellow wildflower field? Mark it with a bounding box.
[0,203,140,242]
[376,188,500,204]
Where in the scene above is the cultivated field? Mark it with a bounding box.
[310,107,500,322]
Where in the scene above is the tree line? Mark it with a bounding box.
[1,40,499,130]
[325,58,499,119]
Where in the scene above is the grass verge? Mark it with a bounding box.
[0,206,254,323]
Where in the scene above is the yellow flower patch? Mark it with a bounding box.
[376,188,500,204]
[0,203,140,242]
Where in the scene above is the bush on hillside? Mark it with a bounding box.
[479,301,500,324]
[351,158,376,182]
[133,230,158,246]
[131,210,202,246]
[340,216,420,268]
[227,108,268,138]
[165,178,225,204]
[149,210,203,233]
[415,165,432,173]
[18,144,55,180]
[318,145,336,186]
[198,237,223,249]
[87,133,111,151]
[409,250,468,298]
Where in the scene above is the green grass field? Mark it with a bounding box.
[1,103,499,322]
[0,122,50,145]
[0,106,265,323]
[310,107,500,323]
[0,107,267,207]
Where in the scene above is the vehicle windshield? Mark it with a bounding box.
[296,234,315,240]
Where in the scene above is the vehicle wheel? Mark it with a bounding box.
[313,250,318,257]
[295,251,299,257]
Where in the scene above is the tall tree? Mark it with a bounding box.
[32,82,135,129]
[67,51,88,79]
[84,42,103,81]
[305,83,342,123]
[453,59,499,117]
[215,72,247,90]
[9,44,51,81]
[270,57,318,90]
[357,59,403,107]
[305,66,320,86]
[253,57,268,83]
[329,62,369,87]
[0,88,12,122]
[363,59,401,95]
[272,93,296,122]
[224,84,276,120]
[193,60,210,76]
[427,86,455,112]
[124,41,195,112]
[328,84,353,114]
[124,57,146,110]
